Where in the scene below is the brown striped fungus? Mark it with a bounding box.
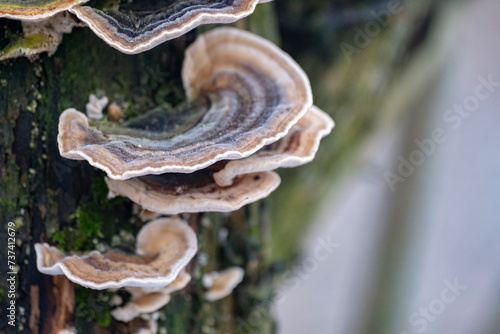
[68,0,263,54]
[0,0,88,21]
[0,0,263,60]
[213,106,334,187]
[105,167,281,214]
[34,217,197,289]
[56,27,333,214]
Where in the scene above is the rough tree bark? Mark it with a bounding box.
[0,1,440,333]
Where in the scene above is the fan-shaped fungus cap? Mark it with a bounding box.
[57,27,312,180]
[213,106,334,186]
[203,267,244,302]
[0,0,88,21]
[112,271,191,322]
[112,293,171,323]
[68,0,261,54]
[105,167,280,214]
[35,217,197,289]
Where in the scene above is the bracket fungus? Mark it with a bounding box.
[203,266,245,302]
[35,217,197,289]
[213,105,334,187]
[112,271,191,322]
[105,167,281,214]
[68,0,262,54]
[57,27,312,180]
[113,293,171,324]
[0,0,88,21]
[96,106,332,214]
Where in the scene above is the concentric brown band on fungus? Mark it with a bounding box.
[35,217,197,289]
[57,27,312,180]
[203,267,245,302]
[0,0,88,21]
[103,107,333,214]
[105,166,281,214]
[213,106,334,187]
[69,0,262,54]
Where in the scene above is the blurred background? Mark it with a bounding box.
[274,0,500,333]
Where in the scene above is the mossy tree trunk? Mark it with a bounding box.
[0,1,441,333]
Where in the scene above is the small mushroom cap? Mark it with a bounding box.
[69,0,261,54]
[112,293,171,323]
[35,217,197,289]
[113,271,191,322]
[126,270,192,298]
[105,169,281,214]
[213,106,334,187]
[0,0,88,21]
[57,27,312,180]
[204,267,245,302]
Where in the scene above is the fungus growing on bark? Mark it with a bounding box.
[203,267,244,301]
[68,0,262,54]
[112,271,191,322]
[0,12,83,61]
[105,166,280,214]
[113,293,171,323]
[57,27,312,180]
[35,217,197,289]
[213,106,334,186]
[0,0,88,21]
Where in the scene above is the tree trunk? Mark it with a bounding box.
[0,1,441,333]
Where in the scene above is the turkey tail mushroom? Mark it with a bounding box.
[35,218,197,289]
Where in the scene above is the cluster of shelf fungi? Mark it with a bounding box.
[1,0,334,331]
